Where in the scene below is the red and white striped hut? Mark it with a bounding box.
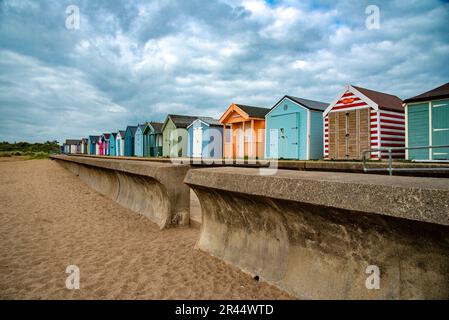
[323,85,405,160]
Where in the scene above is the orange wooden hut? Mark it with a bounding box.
[219,103,270,159]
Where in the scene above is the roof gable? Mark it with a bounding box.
[187,117,222,129]
[125,126,137,137]
[324,85,404,116]
[89,136,100,143]
[268,95,329,117]
[219,103,269,123]
[136,124,145,134]
[148,122,163,133]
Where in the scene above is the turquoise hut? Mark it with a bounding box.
[143,122,163,157]
[265,95,328,160]
[124,126,137,156]
[88,135,100,155]
[187,117,225,158]
[109,133,117,156]
[404,82,449,161]
[134,124,145,157]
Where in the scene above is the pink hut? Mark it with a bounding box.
[98,137,104,155]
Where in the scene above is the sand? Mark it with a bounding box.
[0,158,291,299]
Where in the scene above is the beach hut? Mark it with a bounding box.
[404,82,449,161]
[81,138,88,154]
[124,126,137,156]
[265,96,328,160]
[109,133,117,156]
[143,122,163,157]
[187,117,226,158]
[219,103,270,159]
[63,143,69,154]
[98,137,104,155]
[101,134,111,156]
[65,139,81,154]
[88,136,100,155]
[323,85,405,160]
[116,130,125,156]
[134,124,146,157]
[162,115,198,157]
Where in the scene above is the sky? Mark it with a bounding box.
[0,0,448,143]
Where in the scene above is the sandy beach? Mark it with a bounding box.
[0,158,291,299]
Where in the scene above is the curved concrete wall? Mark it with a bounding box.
[115,172,170,227]
[186,168,449,299]
[52,155,190,229]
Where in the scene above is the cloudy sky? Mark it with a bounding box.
[0,0,448,143]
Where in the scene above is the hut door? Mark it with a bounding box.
[193,127,203,157]
[432,101,449,160]
[328,109,370,160]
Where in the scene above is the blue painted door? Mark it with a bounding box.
[272,113,299,159]
[432,100,449,160]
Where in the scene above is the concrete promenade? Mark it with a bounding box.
[185,167,449,299]
[51,155,190,229]
[52,155,449,299]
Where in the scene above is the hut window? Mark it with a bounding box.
[284,104,288,111]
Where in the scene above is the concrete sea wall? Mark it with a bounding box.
[52,155,190,229]
[52,155,449,299]
[185,168,449,299]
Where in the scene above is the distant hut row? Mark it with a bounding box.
[63,82,449,161]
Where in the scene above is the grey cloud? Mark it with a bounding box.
[0,0,448,143]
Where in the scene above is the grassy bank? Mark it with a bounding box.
[0,141,60,160]
[0,151,50,160]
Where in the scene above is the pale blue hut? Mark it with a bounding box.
[187,117,227,158]
[109,133,117,156]
[134,124,146,157]
[265,95,328,160]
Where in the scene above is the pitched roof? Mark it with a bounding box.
[284,96,329,111]
[102,133,110,139]
[119,130,125,137]
[136,124,146,133]
[197,117,222,126]
[235,104,270,118]
[111,133,117,138]
[167,114,198,128]
[148,122,163,133]
[404,82,449,103]
[353,85,403,112]
[88,136,100,143]
[126,126,137,136]
[65,139,81,145]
